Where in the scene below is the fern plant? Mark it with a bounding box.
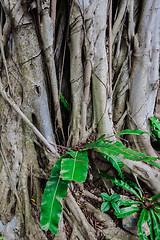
[100,174,160,240]
[40,129,159,235]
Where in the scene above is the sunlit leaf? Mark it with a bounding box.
[115,206,140,218]
[60,150,88,182]
[40,158,69,235]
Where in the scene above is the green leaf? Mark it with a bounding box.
[40,158,69,235]
[149,194,160,202]
[60,151,88,182]
[60,92,70,112]
[147,210,154,240]
[116,129,149,136]
[144,160,160,169]
[138,208,149,240]
[150,209,160,240]
[100,193,111,201]
[97,134,106,140]
[106,155,124,177]
[110,193,120,202]
[154,203,160,208]
[0,237,5,240]
[118,199,140,207]
[111,201,120,213]
[100,172,114,180]
[111,178,142,200]
[154,210,160,221]
[101,201,110,212]
[84,139,106,150]
[150,115,160,142]
[115,206,140,218]
[126,180,143,198]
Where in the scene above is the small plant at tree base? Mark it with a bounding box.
[100,193,120,213]
[100,174,160,240]
[40,129,160,235]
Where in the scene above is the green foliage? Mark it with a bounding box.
[116,129,149,136]
[100,173,142,200]
[150,115,160,141]
[100,193,120,213]
[100,175,160,240]
[40,157,69,235]
[40,129,160,236]
[0,237,5,240]
[60,150,88,182]
[60,92,70,112]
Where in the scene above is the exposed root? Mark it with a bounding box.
[83,200,140,240]
[64,190,97,240]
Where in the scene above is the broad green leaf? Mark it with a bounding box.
[0,237,5,240]
[100,193,111,201]
[118,199,140,207]
[60,92,70,112]
[40,158,69,235]
[115,206,140,218]
[93,140,158,162]
[138,208,149,240]
[60,151,88,182]
[85,136,158,165]
[150,209,160,240]
[111,201,120,213]
[110,193,120,202]
[101,201,110,212]
[149,194,160,202]
[117,129,149,136]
